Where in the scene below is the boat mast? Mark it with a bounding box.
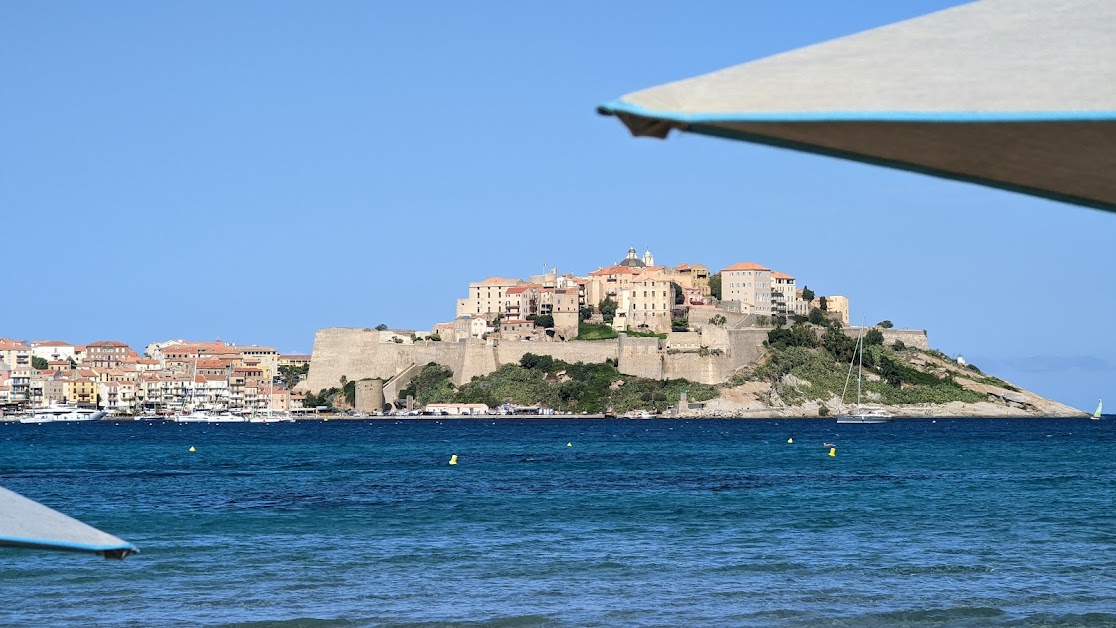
[840,326,864,412]
[856,330,863,412]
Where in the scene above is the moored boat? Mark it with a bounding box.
[19,404,107,423]
[835,326,894,425]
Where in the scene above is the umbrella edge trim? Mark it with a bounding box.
[599,99,1116,122]
[0,534,139,555]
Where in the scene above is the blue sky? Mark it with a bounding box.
[3,1,1112,411]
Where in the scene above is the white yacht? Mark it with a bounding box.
[248,410,295,423]
[173,410,246,423]
[19,404,107,424]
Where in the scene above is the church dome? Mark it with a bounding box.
[618,246,646,268]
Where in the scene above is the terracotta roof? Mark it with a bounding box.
[771,271,795,280]
[479,277,522,285]
[280,354,311,360]
[722,262,771,272]
[32,340,72,347]
[0,339,30,350]
[589,265,641,276]
[505,286,530,295]
[87,340,130,348]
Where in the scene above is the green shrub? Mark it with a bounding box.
[577,322,618,340]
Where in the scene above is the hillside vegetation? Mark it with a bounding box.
[745,319,1017,410]
[404,354,717,414]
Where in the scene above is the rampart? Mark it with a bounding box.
[301,324,930,395]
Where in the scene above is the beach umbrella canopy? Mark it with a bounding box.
[0,486,138,560]
[598,0,1116,213]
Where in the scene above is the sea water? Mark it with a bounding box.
[1,418,1114,627]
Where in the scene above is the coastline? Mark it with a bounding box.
[3,398,1089,424]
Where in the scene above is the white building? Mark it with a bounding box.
[31,340,76,363]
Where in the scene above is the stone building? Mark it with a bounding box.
[456,277,523,318]
[721,262,773,316]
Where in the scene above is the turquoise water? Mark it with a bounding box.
[2,418,1115,627]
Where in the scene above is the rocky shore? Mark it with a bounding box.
[681,383,1086,419]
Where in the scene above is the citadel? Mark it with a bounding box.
[301,248,927,405]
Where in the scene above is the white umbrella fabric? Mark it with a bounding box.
[0,485,138,560]
[598,0,1116,212]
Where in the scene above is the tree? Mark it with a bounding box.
[818,296,828,311]
[864,328,885,346]
[519,353,554,372]
[534,314,554,328]
[374,324,388,331]
[801,286,815,302]
[278,364,309,388]
[599,297,618,323]
[767,322,818,350]
[580,305,595,321]
[822,326,856,363]
[709,273,722,301]
[32,356,48,370]
[671,315,689,332]
[878,320,894,329]
[808,307,827,325]
[399,363,455,404]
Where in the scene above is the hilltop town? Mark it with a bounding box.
[443,246,845,341]
[301,247,1083,418]
[0,247,1084,419]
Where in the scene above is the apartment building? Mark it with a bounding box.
[770,271,799,318]
[0,339,32,401]
[456,277,523,318]
[85,340,136,368]
[721,262,773,316]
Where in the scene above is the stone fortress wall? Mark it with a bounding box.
[301,321,929,399]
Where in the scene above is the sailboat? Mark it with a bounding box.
[836,327,894,424]
[1092,399,1102,420]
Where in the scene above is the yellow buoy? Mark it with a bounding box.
[189,446,196,453]
[828,447,836,457]
[323,417,329,422]
[567,442,572,447]
[787,438,793,444]
[448,454,458,465]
